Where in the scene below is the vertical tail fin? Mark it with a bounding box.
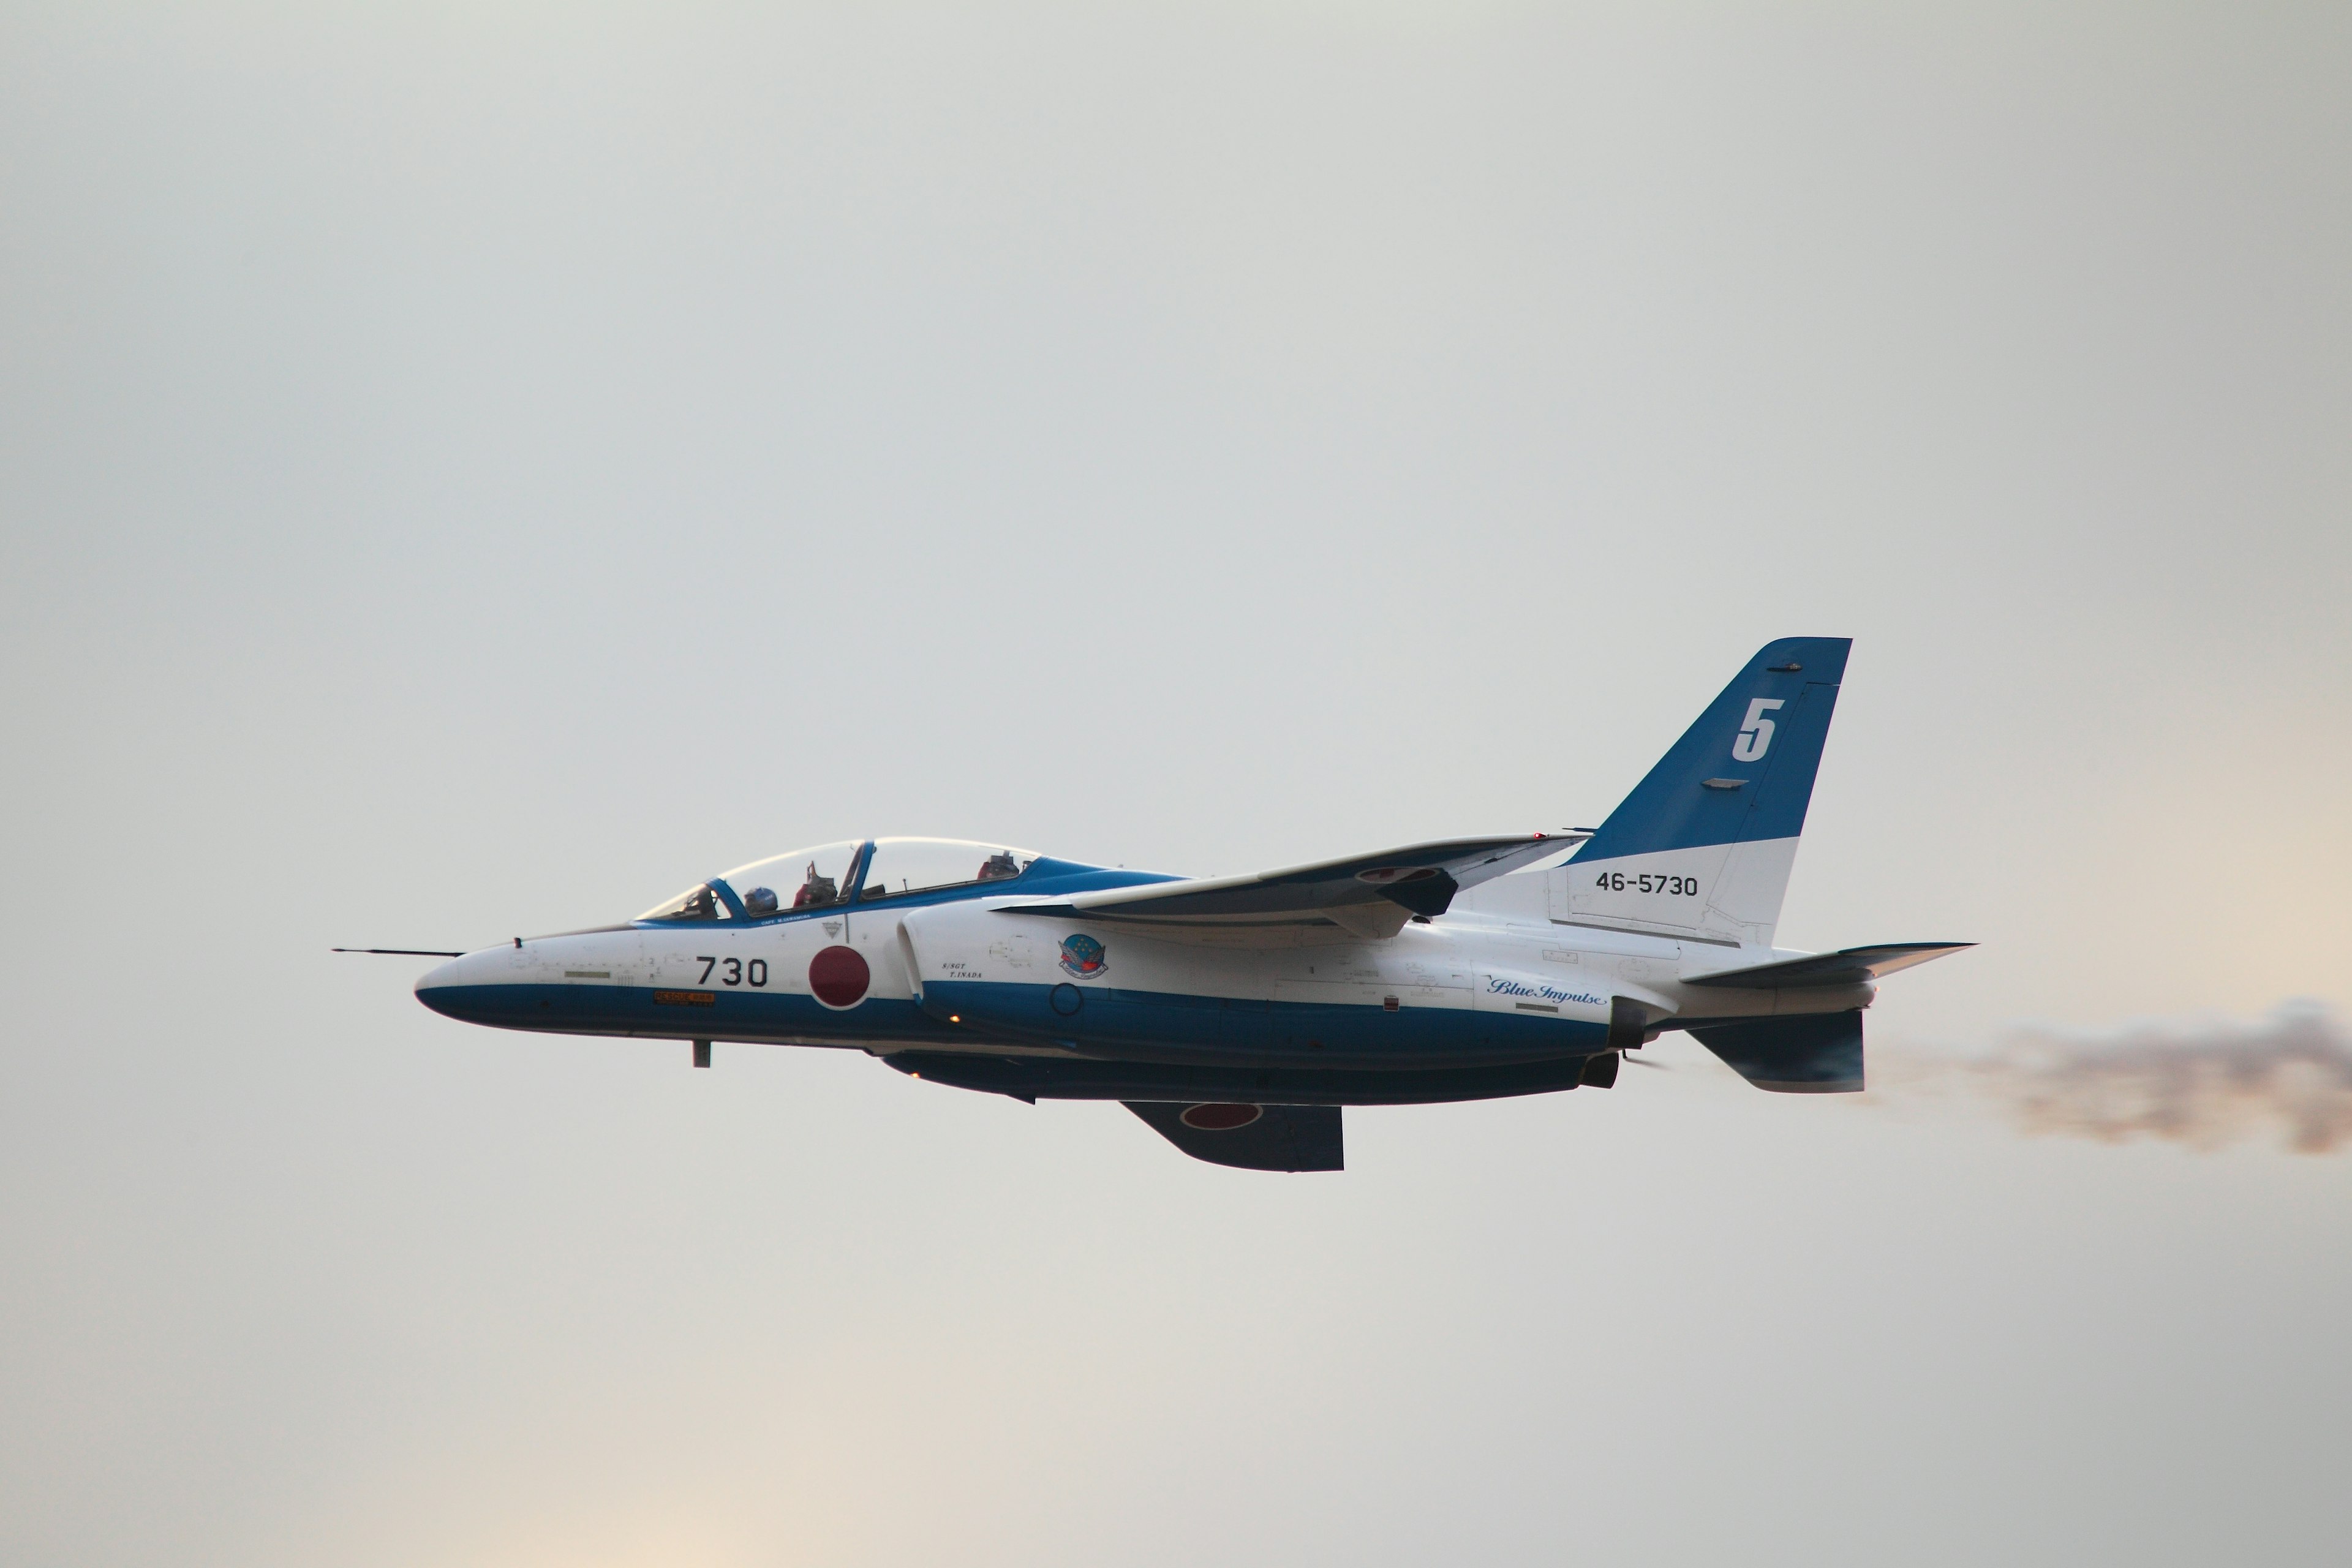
[1557,637,1850,949]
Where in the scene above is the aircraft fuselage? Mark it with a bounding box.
[417,853,1866,1104]
[392,639,1967,1169]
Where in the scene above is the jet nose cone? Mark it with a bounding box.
[415,971,462,1020]
[415,950,498,1022]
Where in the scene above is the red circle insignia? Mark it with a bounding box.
[1180,1102,1262,1131]
[809,945,871,1008]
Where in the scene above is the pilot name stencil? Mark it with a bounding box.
[1485,977,1605,1008]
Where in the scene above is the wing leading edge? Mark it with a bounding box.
[1001,833,1580,938]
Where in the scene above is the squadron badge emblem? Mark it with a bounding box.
[1058,933,1109,979]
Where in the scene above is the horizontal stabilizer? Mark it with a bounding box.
[1688,1011,1864,1093]
[1123,1102,1343,1171]
[1683,942,1973,989]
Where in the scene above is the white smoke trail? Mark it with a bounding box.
[1896,1002,2352,1153]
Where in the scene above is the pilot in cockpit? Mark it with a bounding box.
[976,850,1023,883]
[792,861,841,908]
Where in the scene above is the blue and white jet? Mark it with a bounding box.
[380,639,1967,1170]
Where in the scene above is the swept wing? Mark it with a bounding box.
[1003,833,1581,939]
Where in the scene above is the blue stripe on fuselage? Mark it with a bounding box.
[416,976,1609,1067]
[415,981,955,1047]
[918,978,1608,1068]
[886,1050,1605,1107]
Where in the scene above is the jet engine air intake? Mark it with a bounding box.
[1608,996,1659,1051]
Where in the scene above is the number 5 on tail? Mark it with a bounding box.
[1732,698,1784,763]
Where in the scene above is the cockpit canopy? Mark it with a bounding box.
[724,840,867,915]
[635,838,1040,923]
[858,837,1036,902]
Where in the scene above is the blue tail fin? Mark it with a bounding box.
[1559,637,1851,948]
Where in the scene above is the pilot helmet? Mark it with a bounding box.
[742,886,778,914]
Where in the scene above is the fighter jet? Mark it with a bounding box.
[372,638,1967,1170]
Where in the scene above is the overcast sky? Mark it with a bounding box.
[4,4,2349,1565]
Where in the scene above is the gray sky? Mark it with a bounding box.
[4,3,2348,1564]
